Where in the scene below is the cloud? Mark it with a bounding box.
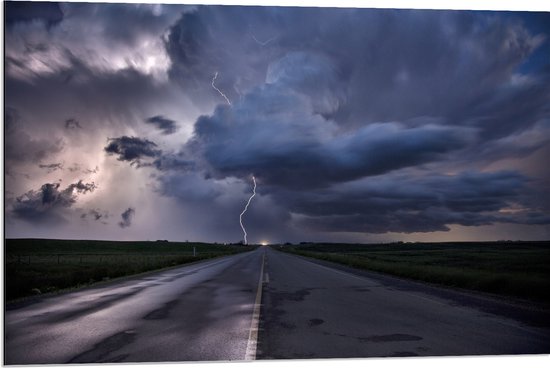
[155,7,549,238]
[153,172,292,243]
[12,180,97,224]
[65,118,82,129]
[67,180,97,194]
[4,4,550,241]
[163,7,548,131]
[103,7,549,238]
[287,170,550,233]
[164,6,284,107]
[104,136,195,172]
[188,52,470,189]
[265,52,344,115]
[5,1,63,28]
[118,207,135,228]
[66,163,100,174]
[4,2,186,82]
[5,107,64,166]
[38,163,63,173]
[104,136,161,166]
[152,153,195,171]
[81,208,109,224]
[155,172,222,203]
[145,115,179,135]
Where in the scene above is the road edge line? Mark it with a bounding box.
[244,252,265,360]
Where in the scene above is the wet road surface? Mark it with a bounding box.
[5,249,264,364]
[5,246,550,363]
[257,247,550,359]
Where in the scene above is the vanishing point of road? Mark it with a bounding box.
[5,246,550,364]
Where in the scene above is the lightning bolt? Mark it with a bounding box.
[212,72,231,105]
[239,175,256,245]
[251,34,276,46]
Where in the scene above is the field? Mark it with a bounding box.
[5,238,255,301]
[277,241,550,303]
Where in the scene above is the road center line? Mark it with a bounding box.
[245,252,265,360]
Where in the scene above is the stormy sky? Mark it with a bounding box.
[4,1,550,244]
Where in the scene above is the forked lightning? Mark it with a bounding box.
[239,175,257,245]
[212,72,232,105]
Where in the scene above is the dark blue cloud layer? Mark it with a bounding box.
[104,136,161,166]
[118,207,135,228]
[145,115,179,135]
[13,180,97,224]
[194,104,469,188]
[158,6,550,235]
[5,3,550,239]
[5,1,63,28]
[285,171,548,233]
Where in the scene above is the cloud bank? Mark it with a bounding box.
[4,3,550,242]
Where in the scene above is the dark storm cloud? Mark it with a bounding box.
[145,115,178,135]
[194,109,469,188]
[81,209,109,223]
[104,136,195,172]
[104,136,162,166]
[287,171,550,233]
[153,171,291,243]
[5,1,63,27]
[5,1,184,73]
[164,6,289,107]
[164,7,549,131]
[5,3,550,241]
[155,172,222,203]
[38,163,63,173]
[6,53,168,111]
[118,208,135,228]
[12,180,97,224]
[65,118,82,129]
[4,2,184,125]
[152,153,195,172]
[67,180,97,194]
[336,11,547,131]
[188,51,471,189]
[459,74,550,141]
[167,7,548,187]
[157,6,550,238]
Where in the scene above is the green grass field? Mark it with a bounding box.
[5,238,255,301]
[277,241,550,303]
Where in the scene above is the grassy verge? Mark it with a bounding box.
[5,238,255,301]
[277,241,550,303]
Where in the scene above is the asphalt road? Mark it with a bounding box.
[5,246,550,364]
[258,247,550,359]
[5,249,264,364]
